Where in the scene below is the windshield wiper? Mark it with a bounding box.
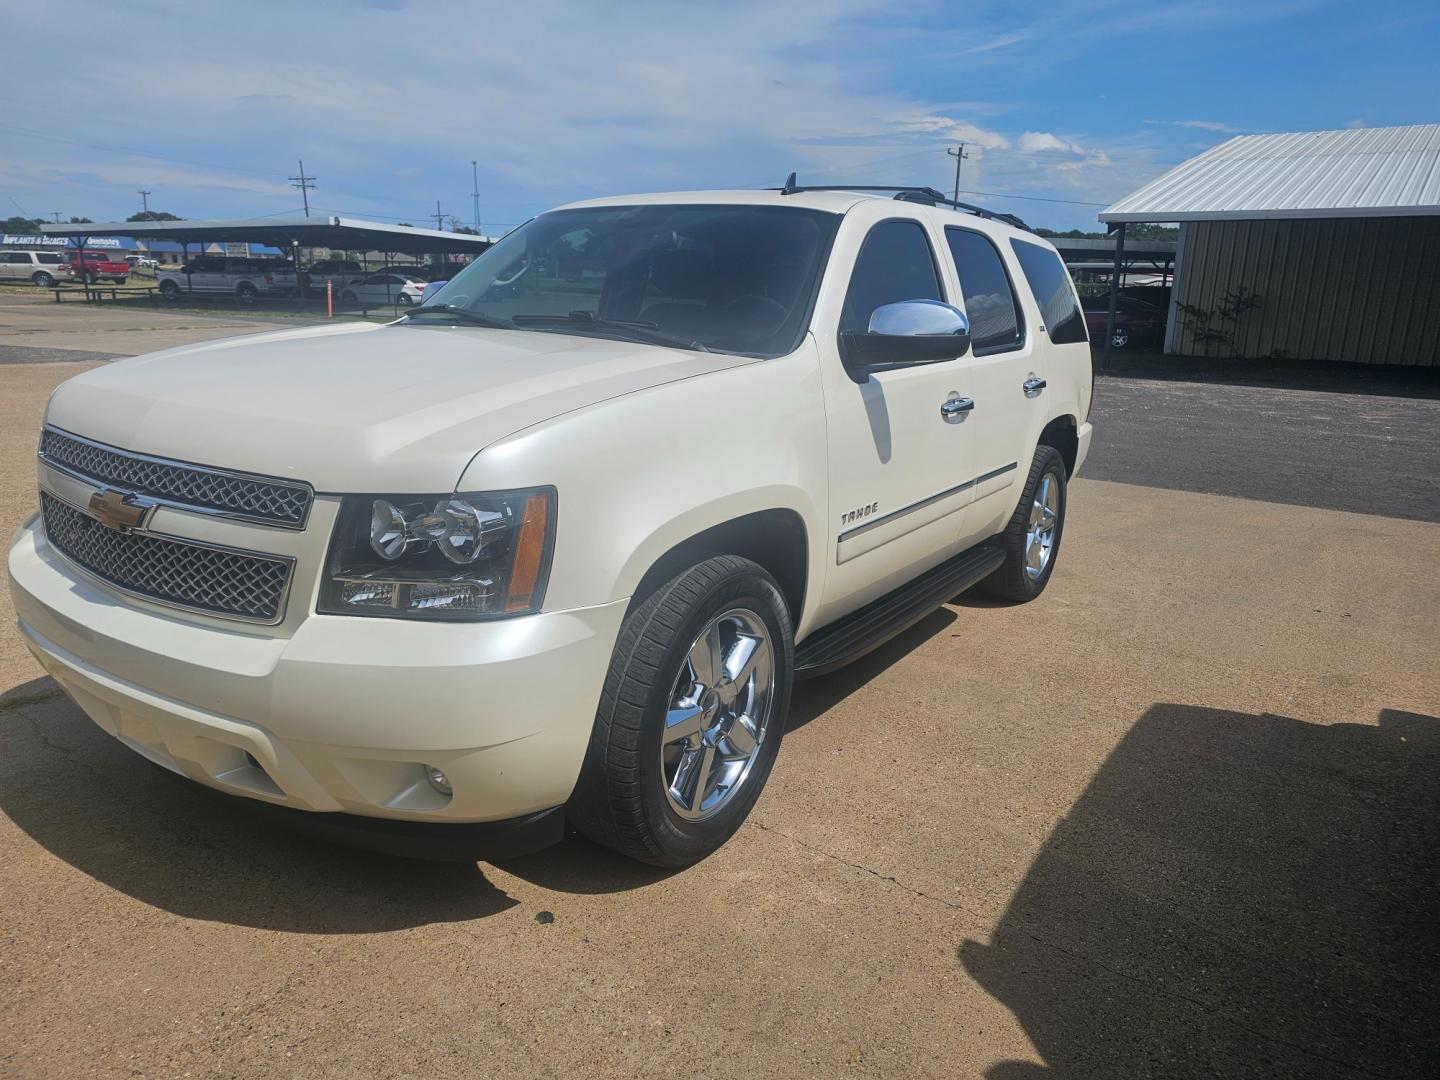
[510,311,709,352]
[404,305,511,328]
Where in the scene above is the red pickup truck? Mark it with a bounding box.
[69,251,130,284]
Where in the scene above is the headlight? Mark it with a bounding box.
[318,487,555,620]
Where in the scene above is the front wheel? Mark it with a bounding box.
[342,291,358,304]
[569,555,793,866]
[981,444,1068,602]
[235,283,257,305]
[1111,325,1129,349]
[158,280,181,301]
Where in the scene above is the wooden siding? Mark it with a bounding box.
[1170,217,1440,365]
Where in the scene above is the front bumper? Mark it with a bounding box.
[8,514,627,841]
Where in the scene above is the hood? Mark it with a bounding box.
[45,320,754,491]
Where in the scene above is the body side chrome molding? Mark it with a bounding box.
[837,461,1018,544]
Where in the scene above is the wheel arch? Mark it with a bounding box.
[625,508,810,625]
[1038,413,1079,477]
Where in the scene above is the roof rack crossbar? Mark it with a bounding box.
[773,177,1030,231]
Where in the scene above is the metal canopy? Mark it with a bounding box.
[39,216,495,255]
[1100,124,1440,224]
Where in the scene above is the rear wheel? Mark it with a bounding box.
[236,282,257,305]
[397,294,413,306]
[342,290,358,304]
[982,444,1068,602]
[569,555,793,866]
[1111,325,1129,349]
[32,271,54,288]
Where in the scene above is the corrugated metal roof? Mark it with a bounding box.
[1100,124,1440,223]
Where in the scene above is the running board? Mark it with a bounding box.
[794,544,1005,678]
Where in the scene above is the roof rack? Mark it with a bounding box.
[776,172,1030,231]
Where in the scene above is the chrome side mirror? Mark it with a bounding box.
[840,299,972,382]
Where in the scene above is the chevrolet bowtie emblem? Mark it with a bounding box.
[87,488,156,532]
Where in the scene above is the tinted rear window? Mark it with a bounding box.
[945,227,1023,354]
[1010,239,1087,345]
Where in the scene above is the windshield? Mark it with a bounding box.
[418,204,840,358]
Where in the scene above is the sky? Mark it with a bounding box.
[3,0,1438,234]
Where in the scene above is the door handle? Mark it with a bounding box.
[1023,376,1047,396]
[940,396,975,420]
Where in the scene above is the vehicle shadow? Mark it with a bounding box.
[0,678,517,933]
[786,605,956,733]
[960,703,1440,1078]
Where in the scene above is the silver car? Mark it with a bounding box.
[0,250,71,287]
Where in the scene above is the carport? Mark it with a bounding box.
[1097,124,1440,367]
[38,216,494,306]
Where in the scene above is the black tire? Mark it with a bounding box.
[158,280,181,301]
[236,283,257,305]
[569,555,794,867]
[1111,325,1129,349]
[32,271,53,288]
[342,291,358,304]
[981,444,1068,602]
[397,294,413,306]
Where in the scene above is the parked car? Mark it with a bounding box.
[156,258,295,304]
[0,250,72,287]
[124,254,159,270]
[69,250,129,285]
[9,185,1094,867]
[304,259,365,293]
[1081,294,1166,350]
[342,273,426,307]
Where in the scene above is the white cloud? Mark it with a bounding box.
[1017,131,1084,154]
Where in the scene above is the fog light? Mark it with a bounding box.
[424,765,452,796]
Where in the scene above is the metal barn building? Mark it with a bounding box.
[1099,125,1440,366]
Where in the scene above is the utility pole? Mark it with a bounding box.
[431,200,446,230]
[138,189,152,216]
[471,160,480,233]
[289,160,317,218]
[49,211,62,224]
[947,144,969,203]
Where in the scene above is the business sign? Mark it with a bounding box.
[1,234,124,248]
[223,242,250,257]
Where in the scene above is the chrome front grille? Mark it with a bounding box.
[39,427,312,528]
[40,492,293,623]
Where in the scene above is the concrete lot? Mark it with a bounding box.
[0,288,318,363]
[1,304,1437,1078]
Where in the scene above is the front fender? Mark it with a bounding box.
[458,338,831,635]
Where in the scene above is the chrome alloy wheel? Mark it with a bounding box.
[659,608,774,820]
[1024,472,1060,581]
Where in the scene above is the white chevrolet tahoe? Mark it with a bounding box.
[7,183,1093,866]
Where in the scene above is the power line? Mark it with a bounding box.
[288,160,317,218]
[137,189,151,215]
[956,187,1109,207]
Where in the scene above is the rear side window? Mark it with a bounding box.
[840,220,943,333]
[945,228,1023,354]
[38,254,62,264]
[1009,239,1087,345]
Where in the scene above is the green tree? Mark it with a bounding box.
[68,216,94,224]
[2,215,45,233]
[126,211,183,222]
